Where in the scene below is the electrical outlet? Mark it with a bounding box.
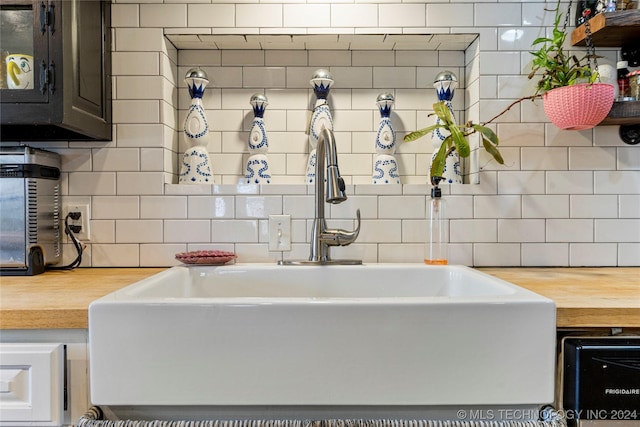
[62,202,91,241]
[268,214,291,251]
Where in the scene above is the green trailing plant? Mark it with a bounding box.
[403,101,504,180]
[404,0,598,176]
[528,0,599,94]
[404,0,602,179]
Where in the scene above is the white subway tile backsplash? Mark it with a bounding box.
[93,196,140,219]
[140,196,187,219]
[331,5,378,28]
[595,219,640,243]
[116,172,165,195]
[546,171,593,195]
[479,52,521,75]
[594,171,640,194]
[359,220,402,243]
[545,127,593,147]
[187,196,235,219]
[521,243,569,267]
[377,243,423,263]
[521,147,568,171]
[495,124,544,147]
[619,195,640,218]
[427,4,473,27]
[570,243,617,266]
[474,195,521,218]
[116,220,163,243]
[115,28,165,52]
[236,4,283,28]
[498,219,544,242]
[69,172,117,196]
[334,111,374,132]
[283,195,314,218]
[235,195,283,218]
[619,243,640,266]
[284,4,330,28]
[448,243,473,266]
[140,148,168,171]
[92,244,139,267]
[569,147,616,170]
[497,171,545,194]
[328,67,373,89]
[618,147,640,170]
[140,3,187,27]
[522,195,569,218]
[450,219,496,243]
[547,219,594,243]
[187,4,235,29]
[112,100,160,123]
[92,148,140,172]
[570,195,618,218]
[243,67,287,88]
[473,243,520,266]
[58,0,638,267]
[116,76,166,100]
[211,220,259,242]
[379,195,424,219]
[474,3,521,27]
[164,220,211,243]
[91,220,116,244]
[140,244,184,267]
[266,51,308,66]
[60,149,92,172]
[373,67,416,89]
[112,4,139,28]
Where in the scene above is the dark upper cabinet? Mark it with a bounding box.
[0,0,111,141]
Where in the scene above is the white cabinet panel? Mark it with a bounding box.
[0,343,64,427]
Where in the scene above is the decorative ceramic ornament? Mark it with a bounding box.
[244,93,272,184]
[179,67,214,184]
[373,93,400,184]
[306,69,334,184]
[431,70,463,184]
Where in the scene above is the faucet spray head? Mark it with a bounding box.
[326,166,346,203]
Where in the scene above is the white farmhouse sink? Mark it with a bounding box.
[89,264,556,410]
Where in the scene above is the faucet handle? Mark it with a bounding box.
[323,209,361,246]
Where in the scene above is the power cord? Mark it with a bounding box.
[48,212,85,270]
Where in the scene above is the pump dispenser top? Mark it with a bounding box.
[425,176,448,265]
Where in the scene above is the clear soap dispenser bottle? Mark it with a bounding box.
[425,176,448,265]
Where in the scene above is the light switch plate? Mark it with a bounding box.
[268,215,291,251]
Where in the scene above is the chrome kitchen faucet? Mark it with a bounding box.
[280,127,361,265]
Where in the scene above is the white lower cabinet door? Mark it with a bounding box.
[0,343,64,427]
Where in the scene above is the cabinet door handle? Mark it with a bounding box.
[49,61,55,94]
[48,3,55,34]
[39,60,48,94]
[39,2,47,34]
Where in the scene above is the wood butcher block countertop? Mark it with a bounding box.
[0,267,638,330]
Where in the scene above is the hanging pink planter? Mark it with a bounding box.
[543,83,615,131]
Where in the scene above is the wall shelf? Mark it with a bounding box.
[571,10,640,131]
[600,101,640,125]
[571,10,640,47]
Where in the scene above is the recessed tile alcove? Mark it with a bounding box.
[166,34,482,185]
